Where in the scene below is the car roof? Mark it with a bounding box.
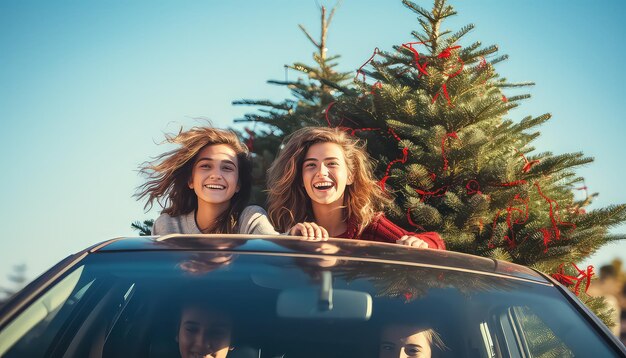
[93,235,549,284]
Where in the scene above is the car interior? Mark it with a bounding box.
[0,251,619,358]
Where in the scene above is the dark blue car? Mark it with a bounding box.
[0,235,624,357]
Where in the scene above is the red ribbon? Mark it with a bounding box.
[401,42,429,76]
[441,132,459,171]
[356,47,381,82]
[244,128,255,152]
[572,263,594,295]
[437,46,461,59]
[551,263,594,296]
[406,208,426,231]
[431,83,452,106]
[466,180,482,195]
[415,185,448,202]
[341,127,379,136]
[504,194,529,248]
[515,149,540,173]
[378,128,408,191]
[432,46,464,106]
[477,56,487,70]
[379,147,409,191]
[576,184,589,199]
[370,81,383,94]
[535,182,577,252]
[337,126,408,193]
[488,181,576,252]
[488,194,529,249]
[439,46,464,78]
[403,292,413,303]
[493,180,528,187]
[387,127,402,141]
[324,101,336,127]
[522,160,539,173]
[551,263,578,286]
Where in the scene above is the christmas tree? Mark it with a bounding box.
[237,0,626,324]
[233,2,352,204]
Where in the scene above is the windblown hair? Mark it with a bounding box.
[267,127,392,234]
[135,126,251,233]
[421,328,448,354]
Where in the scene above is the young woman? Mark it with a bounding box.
[136,126,277,235]
[267,127,445,249]
[177,300,233,358]
[379,324,447,358]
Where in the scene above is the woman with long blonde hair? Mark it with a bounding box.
[137,126,277,235]
[267,127,445,249]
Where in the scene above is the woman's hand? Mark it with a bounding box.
[288,222,329,241]
[396,235,429,248]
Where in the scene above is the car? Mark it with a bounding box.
[0,235,624,358]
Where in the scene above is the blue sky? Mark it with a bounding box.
[1,0,625,290]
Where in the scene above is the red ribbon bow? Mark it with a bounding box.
[551,263,594,296]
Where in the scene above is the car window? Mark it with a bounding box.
[0,266,90,357]
[512,306,573,357]
[0,250,621,358]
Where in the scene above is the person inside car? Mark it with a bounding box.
[177,299,233,358]
[136,125,277,235]
[267,127,445,249]
[379,324,447,358]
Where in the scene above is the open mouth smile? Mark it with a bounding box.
[313,181,334,190]
[204,184,226,190]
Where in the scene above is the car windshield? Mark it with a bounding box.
[0,242,620,358]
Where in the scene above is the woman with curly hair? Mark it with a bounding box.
[267,127,445,249]
[136,126,277,235]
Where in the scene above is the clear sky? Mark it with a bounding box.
[1,0,625,291]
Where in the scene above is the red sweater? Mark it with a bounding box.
[336,214,446,250]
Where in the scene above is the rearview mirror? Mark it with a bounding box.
[276,271,372,320]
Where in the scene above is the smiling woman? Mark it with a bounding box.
[177,299,233,358]
[267,127,445,249]
[135,126,278,235]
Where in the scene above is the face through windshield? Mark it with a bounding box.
[178,304,232,358]
[379,324,447,358]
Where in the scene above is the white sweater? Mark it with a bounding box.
[151,205,278,235]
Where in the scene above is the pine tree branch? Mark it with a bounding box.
[498,82,536,88]
[402,0,434,22]
[326,0,342,28]
[410,31,434,46]
[445,24,475,47]
[604,233,626,242]
[319,78,358,96]
[490,54,509,65]
[506,94,531,102]
[298,24,320,48]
